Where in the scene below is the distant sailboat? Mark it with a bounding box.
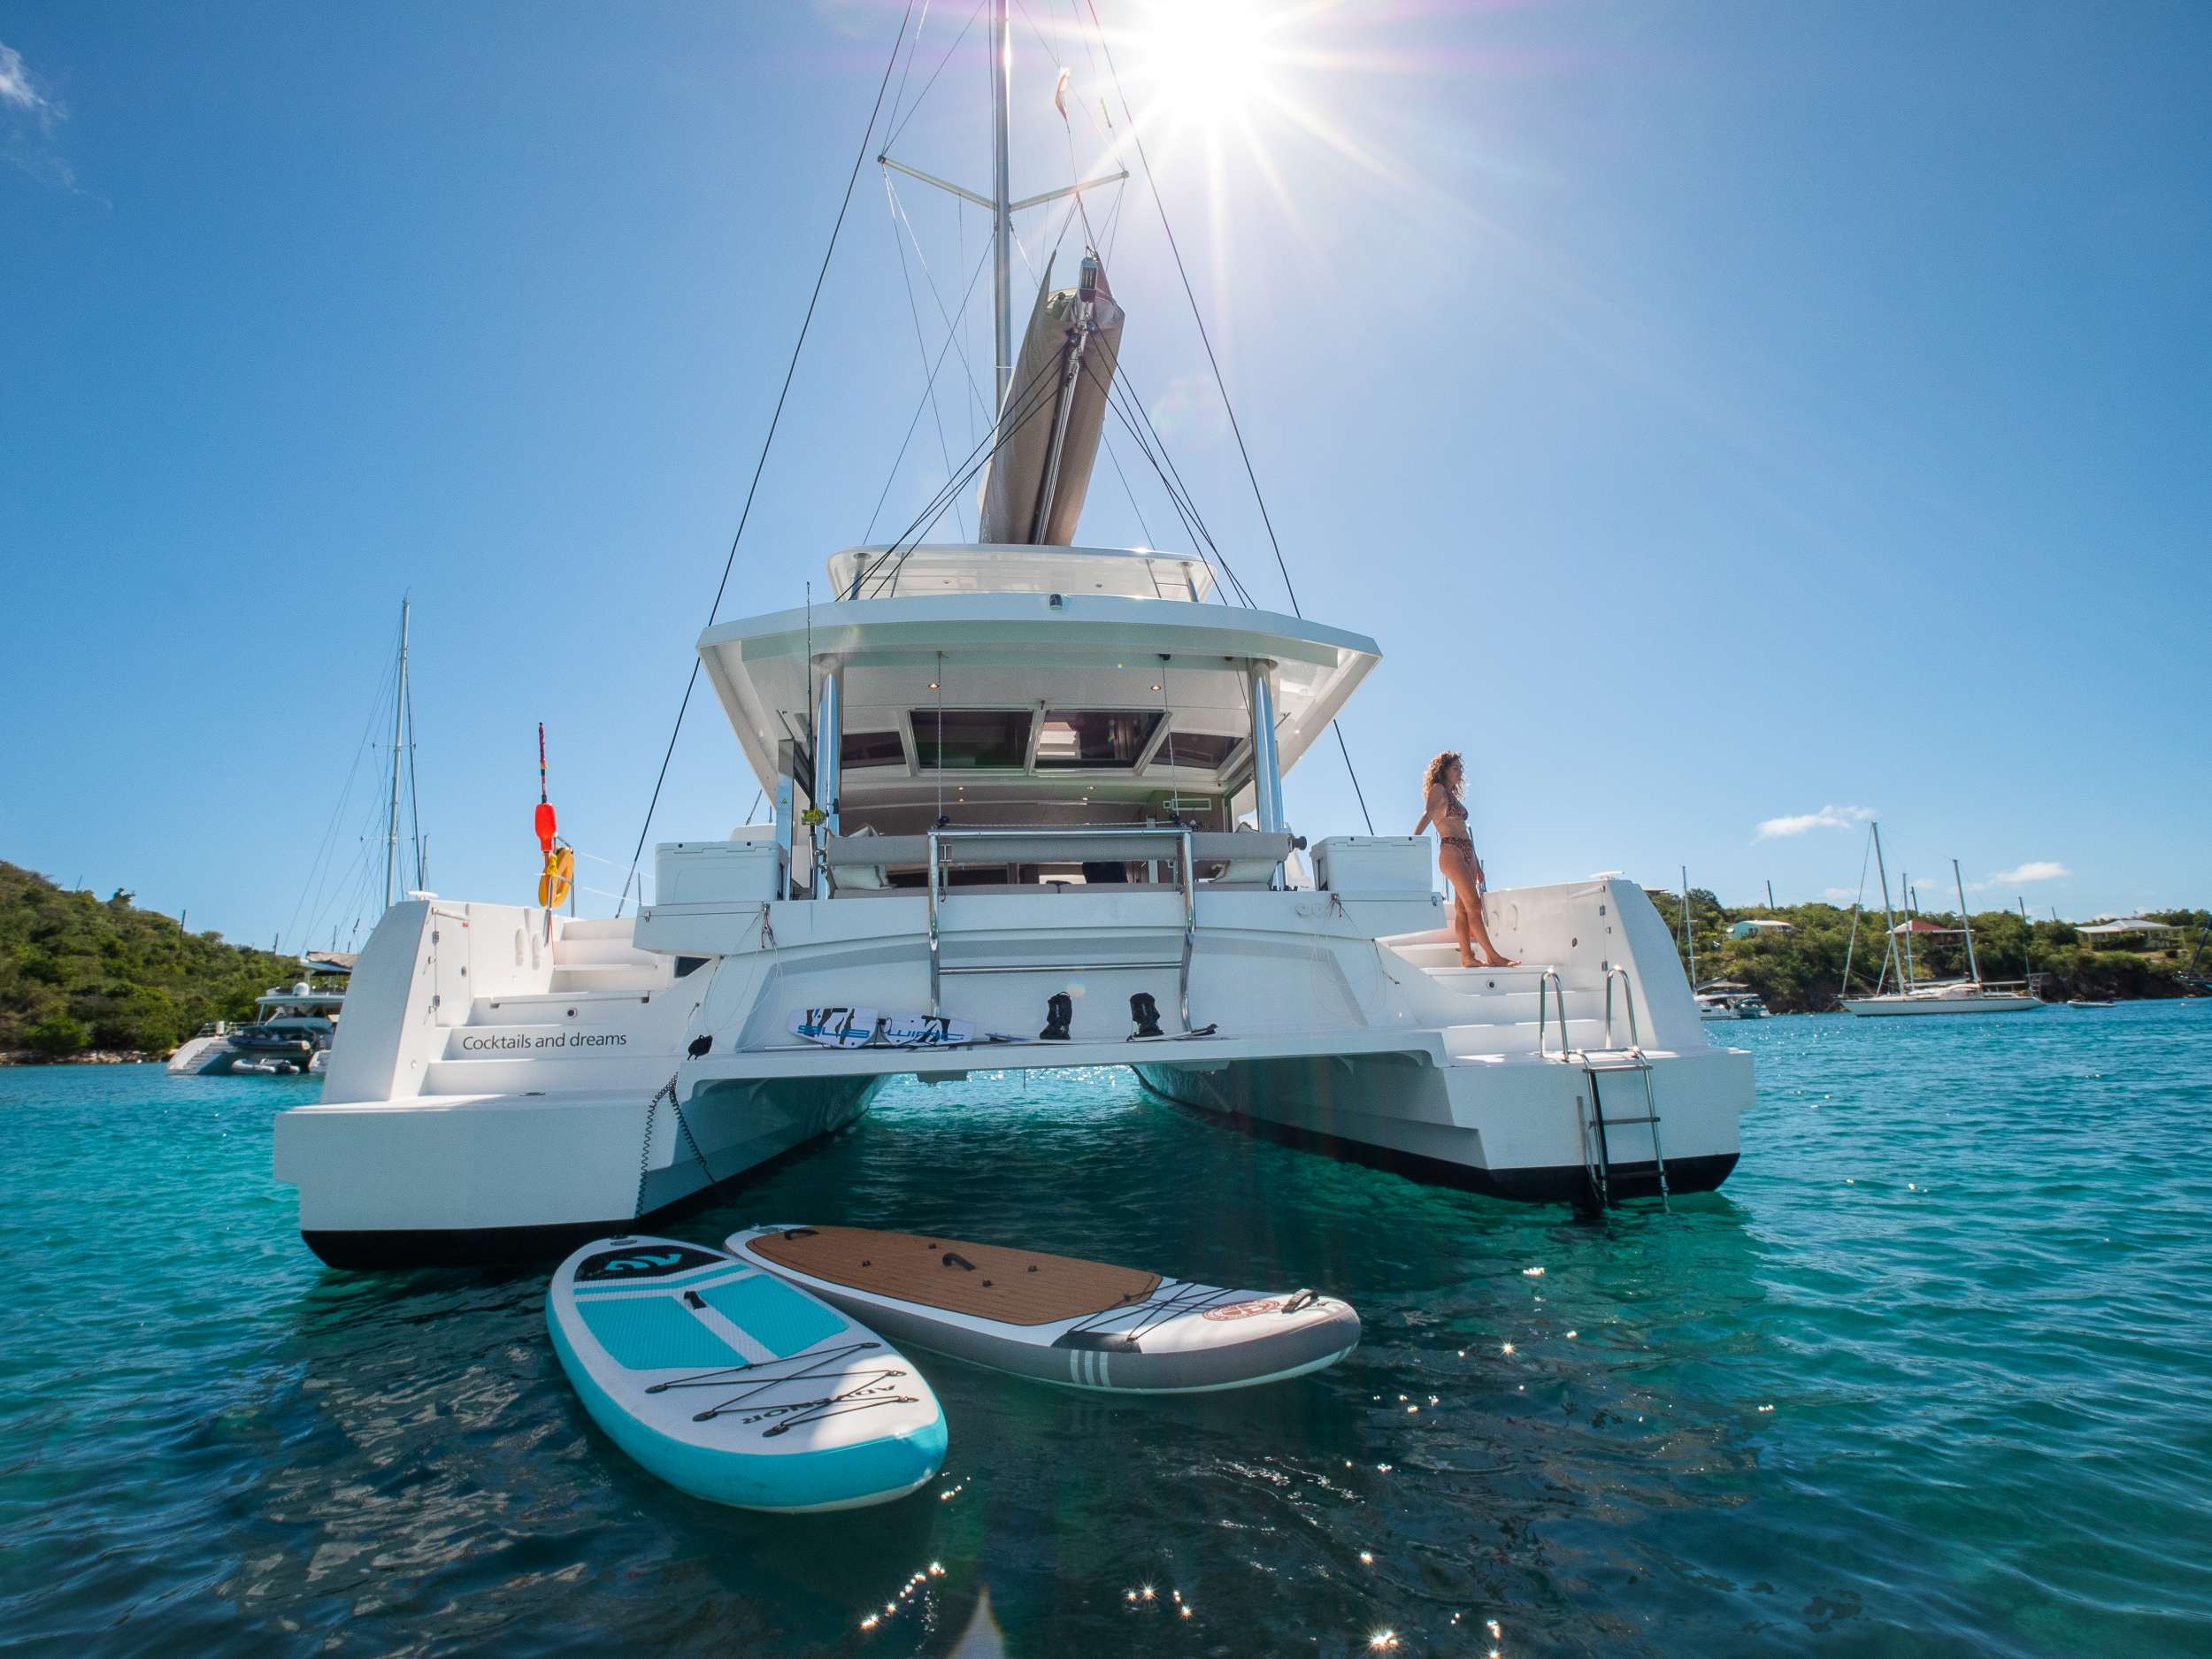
[1837,827,2042,1016]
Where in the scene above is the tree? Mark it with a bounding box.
[27,1014,89,1057]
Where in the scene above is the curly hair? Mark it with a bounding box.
[1423,750,1463,797]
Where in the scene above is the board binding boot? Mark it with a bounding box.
[1040,993,1073,1041]
[1129,992,1164,1040]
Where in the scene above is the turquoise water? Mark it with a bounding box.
[4,1003,2211,1657]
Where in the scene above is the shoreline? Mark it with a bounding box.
[1,1050,165,1067]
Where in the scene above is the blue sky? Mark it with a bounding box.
[3,0,2207,951]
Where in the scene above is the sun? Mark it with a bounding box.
[1138,0,1278,131]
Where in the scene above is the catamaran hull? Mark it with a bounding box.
[285,1072,885,1270]
[1136,1043,1747,1204]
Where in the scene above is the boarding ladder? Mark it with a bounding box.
[1536,967,1670,1211]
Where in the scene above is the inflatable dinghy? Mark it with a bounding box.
[548,1235,947,1512]
[728,1225,1359,1394]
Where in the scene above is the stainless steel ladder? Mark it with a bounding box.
[1570,967,1671,1211]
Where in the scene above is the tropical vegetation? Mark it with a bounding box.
[0,861,308,1058]
[1645,889,2209,1013]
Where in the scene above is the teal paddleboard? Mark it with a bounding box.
[548,1235,947,1512]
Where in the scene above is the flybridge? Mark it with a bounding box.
[832,543,1215,603]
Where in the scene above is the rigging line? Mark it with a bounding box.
[1099,350,1248,598]
[1097,173,1129,268]
[1086,0,1375,830]
[872,349,1074,587]
[883,0,985,150]
[862,345,1079,595]
[956,200,974,450]
[864,234,996,541]
[1099,432,1154,549]
[281,641,397,953]
[403,665,423,895]
[883,173,968,540]
[616,0,917,918]
[884,174,994,423]
[1098,384,1227,598]
[865,347,1067,589]
[882,0,931,142]
[1098,366,1254,605]
[1014,0,1111,154]
[1084,0,1299,610]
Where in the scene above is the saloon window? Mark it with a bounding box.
[1148,729,1241,771]
[1034,710,1164,769]
[911,709,1033,769]
[840,729,907,769]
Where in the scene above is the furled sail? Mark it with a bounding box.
[975,252,1126,546]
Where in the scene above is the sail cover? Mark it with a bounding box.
[975,253,1126,546]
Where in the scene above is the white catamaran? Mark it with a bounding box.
[273,5,1755,1267]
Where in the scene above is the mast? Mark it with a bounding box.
[2019,895,2032,981]
[1870,821,1897,995]
[1901,874,1917,988]
[1681,865,1696,985]
[1953,858,1982,984]
[988,0,1013,423]
[384,598,410,910]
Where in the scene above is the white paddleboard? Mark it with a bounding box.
[548,1234,947,1512]
[729,1225,1360,1395]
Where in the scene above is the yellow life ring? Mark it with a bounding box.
[538,845,574,909]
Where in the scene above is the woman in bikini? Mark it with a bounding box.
[1415,750,1516,968]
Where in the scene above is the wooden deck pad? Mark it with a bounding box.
[749,1227,1161,1326]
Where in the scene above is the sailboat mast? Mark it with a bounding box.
[1871,820,1897,994]
[1953,858,1981,983]
[1902,874,1917,988]
[988,0,1013,422]
[384,598,410,910]
[1681,865,1696,985]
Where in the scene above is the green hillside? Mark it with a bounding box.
[1646,889,2208,1013]
[0,861,308,1058]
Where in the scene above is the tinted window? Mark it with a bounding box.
[912,709,1033,769]
[1151,729,1241,771]
[841,729,906,769]
[1035,710,1165,769]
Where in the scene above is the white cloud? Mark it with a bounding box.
[1,40,75,191]
[1755,803,1875,841]
[1822,887,1860,904]
[0,42,49,114]
[1966,860,2070,892]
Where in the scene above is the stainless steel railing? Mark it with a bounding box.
[1536,968,1569,1061]
[924,826,1198,1026]
[1601,965,1641,1053]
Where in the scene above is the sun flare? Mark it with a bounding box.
[1141,0,1275,129]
